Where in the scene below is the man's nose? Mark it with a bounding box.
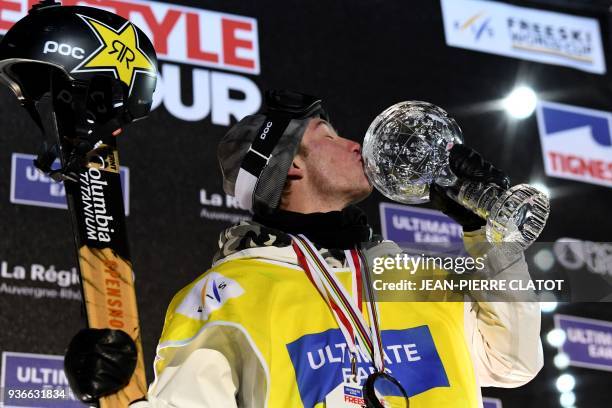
[346,138,362,155]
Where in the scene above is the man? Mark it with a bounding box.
[66,90,543,407]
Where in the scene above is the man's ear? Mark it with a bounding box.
[287,160,304,180]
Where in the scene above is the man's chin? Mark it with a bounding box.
[349,184,374,204]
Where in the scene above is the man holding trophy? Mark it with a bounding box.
[66,90,546,407]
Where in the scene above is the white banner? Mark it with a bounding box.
[440,0,606,74]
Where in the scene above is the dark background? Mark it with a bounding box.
[1,0,611,407]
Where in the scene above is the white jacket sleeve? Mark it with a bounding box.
[462,228,544,388]
[141,323,267,408]
[145,348,238,408]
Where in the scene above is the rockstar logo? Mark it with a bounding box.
[73,15,155,94]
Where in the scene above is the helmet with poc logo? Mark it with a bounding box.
[0,0,157,124]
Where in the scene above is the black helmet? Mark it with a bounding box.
[218,90,329,214]
[0,0,157,124]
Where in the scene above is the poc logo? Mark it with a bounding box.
[259,121,273,140]
[43,41,86,60]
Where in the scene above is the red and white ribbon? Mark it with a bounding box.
[292,234,384,372]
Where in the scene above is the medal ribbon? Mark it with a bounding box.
[357,249,385,371]
[292,234,384,372]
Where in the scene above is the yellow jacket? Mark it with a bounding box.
[141,225,542,407]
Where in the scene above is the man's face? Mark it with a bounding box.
[296,117,373,203]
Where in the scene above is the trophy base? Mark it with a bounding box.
[393,183,431,204]
[486,184,550,250]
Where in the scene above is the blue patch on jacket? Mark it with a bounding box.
[286,326,449,407]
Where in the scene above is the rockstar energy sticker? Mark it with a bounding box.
[72,14,155,94]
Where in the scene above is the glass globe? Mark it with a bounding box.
[362,101,463,204]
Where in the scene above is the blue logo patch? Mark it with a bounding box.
[286,326,449,407]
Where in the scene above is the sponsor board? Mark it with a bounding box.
[544,238,612,302]
[483,398,502,408]
[440,0,606,74]
[287,326,448,407]
[536,101,612,188]
[0,0,262,124]
[199,188,250,224]
[0,259,82,301]
[10,153,129,215]
[379,202,463,254]
[553,238,612,276]
[554,314,612,372]
[0,352,85,407]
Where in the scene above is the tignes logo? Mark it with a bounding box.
[73,14,156,94]
[536,101,612,188]
[453,11,493,41]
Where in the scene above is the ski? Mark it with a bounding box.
[49,75,147,407]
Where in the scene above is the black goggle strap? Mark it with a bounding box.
[23,81,79,181]
[265,90,329,121]
[22,98,60,176]
[234,111,291,210]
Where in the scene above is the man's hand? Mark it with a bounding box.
[430,144,510,232]
[64,328,137,403]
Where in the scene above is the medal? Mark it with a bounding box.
[364,371,409,408]
[292,235,410,408]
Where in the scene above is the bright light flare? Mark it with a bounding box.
[556,374,576,393]
[503,86,538,119]
[547,329,567,347]
[554,353,571,369]
[533,249,555,272]
[540,300,558,313]
[560,391,576,407]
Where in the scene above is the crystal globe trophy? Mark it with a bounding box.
[362,101,550,249]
